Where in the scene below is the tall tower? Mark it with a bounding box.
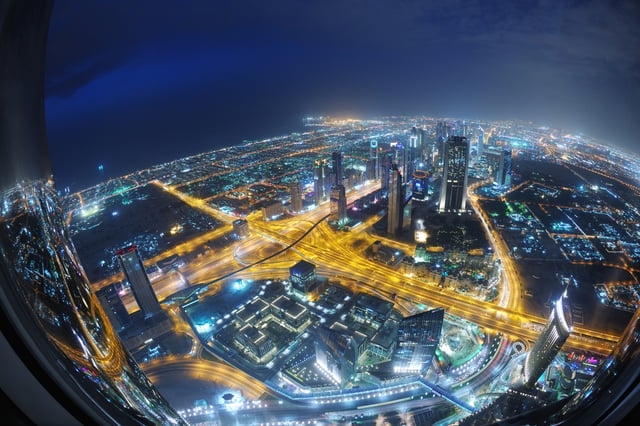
[439,136,470,213]
[369,139,379,180]
[116,245,162,318]
[524,291,572,388]
[407,130,417,180]
[477,126,485,157]
[381,153,392,192]
[289,180,303,212]
[496,147,512,187]
[387,165,403,235]
[332,151,343,187]
[330,185,347,225]
[96,284,130,330]
[313,159,326,206]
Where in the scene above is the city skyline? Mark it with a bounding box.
[3,1,640,424]
[44,0,640,191]
[63,115,640,423]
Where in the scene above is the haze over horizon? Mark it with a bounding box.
[45,0,640,191]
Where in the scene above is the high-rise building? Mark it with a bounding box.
[524,291,572,388]
[477,126,484,157]
[313,158,328,206]
[95,284,130,330]
[392,308,444,374]
[330,184,347,225]
[496,147,512,187]
[369,139,379,180]
[381,152,392,192]
[289,180,303,212]
[388,165,403,234]
[407,130,417,180]
[553,297,640,424]
[116,245,162,319]
[403,199,413,230]
[332,151,343,186]
[412,170,429,201]
[439,136,470,213]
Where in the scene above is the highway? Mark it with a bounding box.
[93,175,619,356]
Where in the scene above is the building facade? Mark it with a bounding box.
[387,165,403,234]
[95,284,130,330]
[439,136,470,213]
[524,292,572,388]
[116,245,162,318]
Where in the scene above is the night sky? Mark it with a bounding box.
[45,1,640,191]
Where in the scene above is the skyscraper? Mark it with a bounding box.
[330,184,347,225]
[407,130,417,180]
[369,139,379,180]
[412,170,429,201]
[477,126,484,157]
[381,152,392,192]
[392,308,444,374]
[439,136,470,213]
[496,147,512,187]
[96,284,130,330]
[523,291,572,388]
[332,151,343,186]
[289,180,303,212]
[116,245,162,318]
[388,165,403,235]
[313,158,328,206]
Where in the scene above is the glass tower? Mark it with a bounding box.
[439,136,470,213]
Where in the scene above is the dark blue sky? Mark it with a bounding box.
[45,0,640,191]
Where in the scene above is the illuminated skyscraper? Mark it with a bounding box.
[407,130,417,180]
[439,136,470,213]
[369,139,379,180]
[388,165,403,235]
[313,158,328,206]
[392,308,444,374]
[524,291,572,388]
[412,170,429,201]
[289,180,303,212]
[330,184,347,225]
[381,152,392,192]
[496,147,512,187]
[116,245,162,319]
[95,284,130,330]
[477,126,484,157]
[332,151,343,186]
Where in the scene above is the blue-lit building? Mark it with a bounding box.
[412,170,429,201]
[351,293,393,328]
[236,324,275,359]
[392,308,445,375]
[289,260,317,296]
[315,327,358,386]
[496,147,512,187]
